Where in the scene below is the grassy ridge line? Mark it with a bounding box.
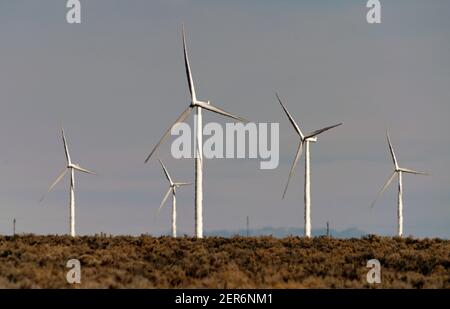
[0,235,449,288]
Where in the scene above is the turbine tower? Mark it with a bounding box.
[144,26,247,238]
[157,159,191,238]
[276,93,342,238]
[41,127,95,237]
[371,131,428,237]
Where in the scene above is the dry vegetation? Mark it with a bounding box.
[0,235,448,288]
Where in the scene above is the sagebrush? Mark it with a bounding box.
[0,235,448,288]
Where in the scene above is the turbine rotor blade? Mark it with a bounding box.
[387,131,399,169]
[305,123,343,139]
[371,171,397,209]
[158,187,172,214]
[72,164,96,175]
[182,25,196,102]
[400,168,429,175]
[195,101,248,123]
[40,168,68,202]
[144,106,194,163]
[158,159,173,185]
[61,127,71,165]
[282,141,303,199]
[175,182,192,187]
[275,93,303,138]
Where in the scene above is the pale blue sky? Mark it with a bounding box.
[0,0,449,237]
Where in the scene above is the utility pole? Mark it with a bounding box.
[13,218,16,236]
[246,216,250,237]
[326,221,330,237]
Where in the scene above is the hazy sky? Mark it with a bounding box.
[0,0,449,237]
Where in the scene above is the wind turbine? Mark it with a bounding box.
[41,127,95,237]
[144,26,247,238]
[276,93,342,238]
[157,159,191,238]
[371,131,428,237]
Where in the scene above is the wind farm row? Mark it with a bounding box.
[38,26,428,239]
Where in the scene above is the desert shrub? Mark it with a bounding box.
[0,235,448,288]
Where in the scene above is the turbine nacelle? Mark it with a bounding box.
[68,163,96,175]
[191,100,247,122]
[304,136,317,143]
[191,100,210,108]
[171,182,192,188]
[397,167,429,176]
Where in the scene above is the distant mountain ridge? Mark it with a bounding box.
[204,226,367,238]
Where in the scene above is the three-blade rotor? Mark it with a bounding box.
[371,131,429,208]
[276,92,342,198]
[144,26,247,164]
[40,127,95,202]
[157,159,192,213]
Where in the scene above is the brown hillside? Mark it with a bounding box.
[0,235,448,288]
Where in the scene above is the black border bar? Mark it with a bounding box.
[0,289,448,307]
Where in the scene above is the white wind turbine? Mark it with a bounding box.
[144,26,247,238]
[371,131,428,237]
[276,93,342,238]
[41,127,95,237]
[157,159,191,238]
